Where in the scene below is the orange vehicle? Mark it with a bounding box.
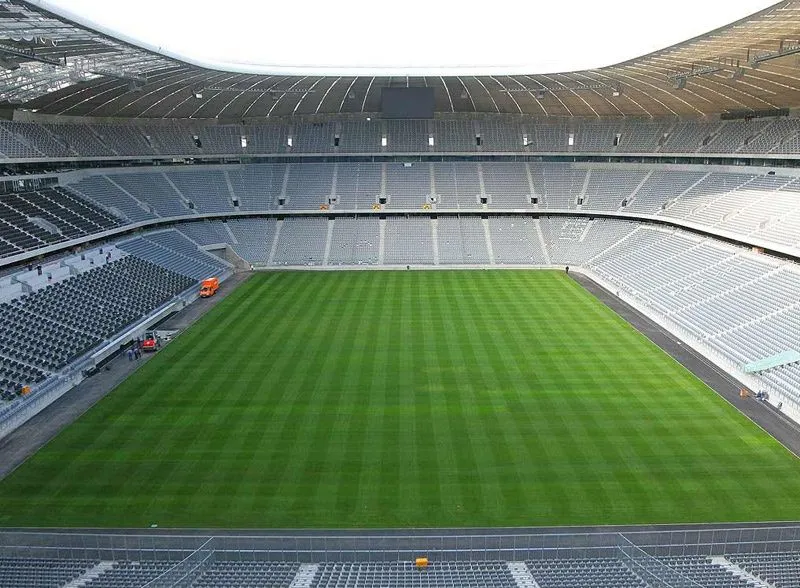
[199,277,219,297]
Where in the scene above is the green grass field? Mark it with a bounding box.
[2,270,800,529]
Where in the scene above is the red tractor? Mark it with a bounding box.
[141,331,159,352]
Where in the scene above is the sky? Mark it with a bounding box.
[37,0,776,76]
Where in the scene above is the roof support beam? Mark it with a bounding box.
[0,42,65,67]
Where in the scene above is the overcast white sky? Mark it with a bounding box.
[38,0,775,76]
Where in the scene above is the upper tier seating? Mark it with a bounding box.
[3,162,800,266]
[69,175,157,223]
[0,186,122,257]
[3,117,800,158]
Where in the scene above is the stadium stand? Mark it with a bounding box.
[624,170,706,214]
[4,550,800,588]
[488,216,547,264]
[656,556,753,588]
[433,119,476,152]
[616,120,673,153]
[583,169,648,210]
[226,218,277,263]
[284,163,334,210]
[479,119,526,152]
[244,123,290,153]
[165,170,234,213]
[140,124,202,155]
[199,125,243,155]
[69,175,157,222]
[312,561,517,588]
[191,561,301,588]
[0,121,71,158]
[337,121,382,153]
[384,216,435,265]
[530,164,587,209]
[541,218,637,265]
[526,558,649,588]
[111,172,190,217]
[387,120,430,152]
[81,560,176,588]
[433,162,482,209]
[3,255,189,367]
[227,164,285,211]
[0,230,228,406]
[4,118,800,159]
[0,186,122,256]
[117,231,227,281]
[335,163,382,210]
[482,162,532,209]
[177,219,235,246]
[385,162,430,208]
[91,123,157,156]
[327,216,380,265]
[56,163,800,252]
[726,551,800,587]
[272,217,328,265]
[294,121,337,153]
[0,558,97,588]
[436,216,491,264]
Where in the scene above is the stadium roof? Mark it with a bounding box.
[4,0,800,119]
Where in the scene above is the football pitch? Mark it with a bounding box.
[2,269,800,529]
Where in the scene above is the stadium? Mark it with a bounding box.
[3,0,800,586]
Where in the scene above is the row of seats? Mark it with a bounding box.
[3,117,800,157]
[1,553,794,587]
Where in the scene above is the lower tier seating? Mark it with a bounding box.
[0,230,229,402]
